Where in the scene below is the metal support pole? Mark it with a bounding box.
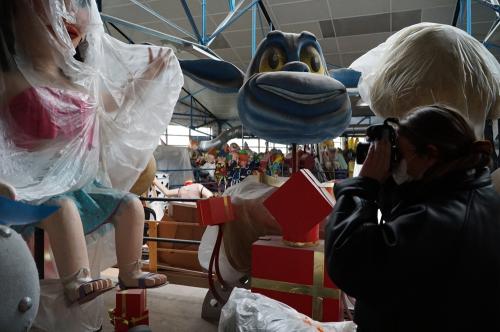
[108,22,135,44]
[251,3,257,56]
[202,0,207,44]
[100,14,215,51]
[466,0,472,34]
[258,0,275,31]
[484,18,500,43]
[207,0,262,45]
[129,0,197,40]
[179,88,207,102]
[452,0,461,26]
[180,0,203,43]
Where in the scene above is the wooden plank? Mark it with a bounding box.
[147,220,158,272]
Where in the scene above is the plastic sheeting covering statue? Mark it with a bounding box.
[0,0,183,307]
[351,22,500,139]
[349,22,500,191]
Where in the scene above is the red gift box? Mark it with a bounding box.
[197,196,236,226]
[110,308,149,332]
[251,236,343,322]
[115,289,147,317]
[263,169,334,244]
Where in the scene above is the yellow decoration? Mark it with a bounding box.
[130,157,157,195]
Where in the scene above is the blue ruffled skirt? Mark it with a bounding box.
[16,181,129,236]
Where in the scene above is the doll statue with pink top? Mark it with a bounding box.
[0,0,183,304]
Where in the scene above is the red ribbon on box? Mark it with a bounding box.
[109,308,149,332]
[251,237,343,322]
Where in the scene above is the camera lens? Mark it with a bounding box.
[355,142,370,164]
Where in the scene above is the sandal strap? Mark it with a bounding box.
[138,273,158,288]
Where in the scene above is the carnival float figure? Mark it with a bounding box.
[0,0,183,306]
[180,30,351,283]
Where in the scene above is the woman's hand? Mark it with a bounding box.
[140,47,168,81]
[359,139,391,183]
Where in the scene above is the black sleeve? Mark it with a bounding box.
[325,176,428,299]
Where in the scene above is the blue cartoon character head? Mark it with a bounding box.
[180,30,352,145]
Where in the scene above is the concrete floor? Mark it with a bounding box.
[101,268,217,332]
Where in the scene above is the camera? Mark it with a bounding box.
[355,118,399,167]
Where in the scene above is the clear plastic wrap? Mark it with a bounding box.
[219,288,356,332]
[0,0,183,202]
[350,23,500,137]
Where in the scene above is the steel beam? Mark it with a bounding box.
[484,17,500,43]
[180,0,203,43]
[207,0,261,46]
[180,87,219,120]
[101,14,214,51]
[257,3,266,38]
[202,0,207,44]
[257,0,275,31]
[466,0,472,34]
[179,87,207,102]
[129,0,196,40]
[108,22,135,44]
[452,0,462,26]
[252,3,257,56]
[474,0,500,12]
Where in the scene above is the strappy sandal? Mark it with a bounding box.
[72,279,115,305]
[117,272,168,290]
[63,268,115,305]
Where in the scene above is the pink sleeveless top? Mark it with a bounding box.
[3,86,95,149]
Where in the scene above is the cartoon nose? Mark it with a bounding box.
[282,61,310,73]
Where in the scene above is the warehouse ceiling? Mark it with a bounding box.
[101,0,500,129]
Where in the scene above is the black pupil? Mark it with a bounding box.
[268,50,279,69]
[311,54,320,72]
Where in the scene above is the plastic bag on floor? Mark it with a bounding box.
[219,288,356,332]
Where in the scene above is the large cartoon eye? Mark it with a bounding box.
[300,46,324,74]
[259,46,287,73]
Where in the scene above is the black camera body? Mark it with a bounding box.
[355,118,399,167]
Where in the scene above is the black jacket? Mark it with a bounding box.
[325,168,500,332]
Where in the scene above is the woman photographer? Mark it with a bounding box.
[325,105,500,331]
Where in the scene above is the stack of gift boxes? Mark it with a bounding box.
[110,289,149,331]
[252,169,343,322]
